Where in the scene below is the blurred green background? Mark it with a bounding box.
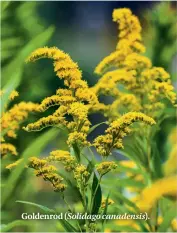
[1,1,176,232]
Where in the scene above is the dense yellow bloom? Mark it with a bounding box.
[26,47,82,87]
[96,161,117,176]
[48,150,76,171]
[23,115,66,132]
[106,112,155,133]
[95,8,145,75]
[112,8,141,40]
[28,156,66,192]
[123,53,152,71]
[94,112,155,156]
[67,132,90,148]
[9,90,19,100]
[93,69,135,96]
[136,176,177,212]
[0,143,17,157]
[28,157,47,169]
[93,8,176,120]
[67,102,88,121]
[73,164,89,184]
[1,100,40,158]
[1,102,40,137]
[75,88,98,106]
[39,95,76,112]
[24,46,98,151]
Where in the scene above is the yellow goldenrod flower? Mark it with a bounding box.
[96,161,117,176]
[1,101,40,147]
[0,143,17,157]
[24,46,98,148]
[6,159,23,169]
[95,50,130,75]
[93,69,135,96]
[94,112,155,156]
[48,150,76,171]
[67,131,90,148]
[56,88,73,96]
[9,90,19,100]
[123,53,152,71]
[95,8,145,75]
[112,8,141,40]
[94,7,176,121]
[23,115,66,132]
[73,164,89,184]
[39,95,76,112]
[75,88,98,106]
[35,165,57,176]
[26,46,82,88]
[67,102,88,121]
[136,176,177,212]
[28,156,66,192]
[28,157,47,169]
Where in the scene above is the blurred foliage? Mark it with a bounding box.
[144,2,177,73]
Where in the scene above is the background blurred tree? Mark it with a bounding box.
[144,2,177,76]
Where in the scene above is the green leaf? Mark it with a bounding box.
[16,200,55,213]
[1,1,10,11]
[112,191,139,212]
[60,219,78,232]
[91,173,102,215]
[117,164,142,175]
[157,206,177,232]
[17,200,78,232]
[1,220,31,232]
[2,128,58,207]
[86,160,95,183]
[2,25,54,87]
[1,68,22,111]
[116,177,145,188]
[70,144,80,162]
[150,141,163,180]
[87,121,108,135]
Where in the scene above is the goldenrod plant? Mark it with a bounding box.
[3,7,177,233]
[1,90,39,157]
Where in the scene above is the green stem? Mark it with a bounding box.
[90,176,102,213]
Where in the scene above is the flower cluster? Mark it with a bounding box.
[47,150,76,172]
[73,164,89,186]
[93,8,176,120]
[29,157,66,192]
[94,112,155,156]
[96,161,117,176]
[1,90,40,157]
[23,47,98,149]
